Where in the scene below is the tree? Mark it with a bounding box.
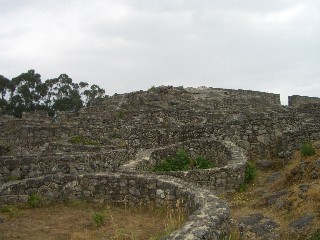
[45,74,85,112]
[0,75,10,100]
[10,70,46,111]
[0,70,106,117]
[83,84,106,106]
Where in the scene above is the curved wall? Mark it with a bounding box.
[122,139,247,193]
[0,173,230,240]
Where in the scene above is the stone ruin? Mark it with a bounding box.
[1,86,320,239]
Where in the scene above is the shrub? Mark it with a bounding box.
[27,194,42,208]
[92,212,105,227]
[300,141,316,156]
[195,156,214,169]
[153,148,214,172]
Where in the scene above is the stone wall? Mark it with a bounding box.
[123,139,247,193]
[0,149,134,184]
[1,86,320,239]
[2,105,320,160]
[185,87,281,107]
[0,173,230,240]
[2,85,320,160]
[22,110,52,123]
[289,95,320,107]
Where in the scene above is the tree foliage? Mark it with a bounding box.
[0,69,107,117]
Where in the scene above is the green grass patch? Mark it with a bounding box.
[69,135,100,146]
[92,212,105,227]
[153,148,214,172]
[239,161,256,192]
[0,205,21,217]
[309,228,320,240]
[300,141,316,156]
[27,194,42,208]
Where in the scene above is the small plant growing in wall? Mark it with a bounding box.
[92,212,105,227]
[300,141,316,156]
[239,161,256,192]
[69,135,100,146]
[153,148,214,172]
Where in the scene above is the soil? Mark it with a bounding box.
[223,147,320,240]
[0,202,185,240]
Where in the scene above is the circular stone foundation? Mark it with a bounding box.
[0,172,229,239]
[122,138,247,193]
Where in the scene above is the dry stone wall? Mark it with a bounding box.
[0,149,134,185]
[0,173,230,240]
[1,86,320,239]
[122,139,247,193]
[289,95,320,107]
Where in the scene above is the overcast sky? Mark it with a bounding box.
[0,0,319,104]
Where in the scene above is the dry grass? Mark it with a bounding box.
[222,145,320,240]
[0,201,186,240]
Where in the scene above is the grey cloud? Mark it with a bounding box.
[0,0,319,104]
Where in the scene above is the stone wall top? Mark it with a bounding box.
[288,95,320,107]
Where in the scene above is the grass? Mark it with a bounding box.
[222,143,320,240]
[69,135,100,146]
[92,212,105,227]
[238,161,256,192]
[0,201,186,240]
[4,175,21,182]
[309,228,320,240]
[27,194,42,208]
[300,141,316,156]
[153,148,214,172]
[0,205,21,217]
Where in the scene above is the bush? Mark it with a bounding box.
[27,194,42,208]
[153,148,214,172]
[195,156,214,169]
[92,212,105,227]
[300,141,316,156]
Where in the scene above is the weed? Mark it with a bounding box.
[238,183,248,192]
[244,161,256,184]
[92,212,105,227]
[0,205,20,217]
[109,128,121,139]
[238,161,256,192]
[69,135,100,146]
[4,175,21,182]
[309,228,320,240]
[27,194,42,208]
[153,148,214,172]
[300,141,316,156]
